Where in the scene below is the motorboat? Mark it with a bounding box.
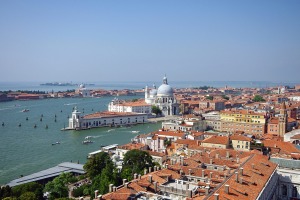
[21,109,30,112]
[82,140,93,144]
[52,142,60,145]
[85,136,92,140]
[131,131,140,134]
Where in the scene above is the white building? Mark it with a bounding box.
[77,83,91,97]
[145,76,179,116]
[68,107,148,130]
[108,98,152,114]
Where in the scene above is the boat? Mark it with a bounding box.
[52,142,60,145]
[85,136,92,140]
[131,131,140,134]
[82,140,93,144]
[21,109,30,112]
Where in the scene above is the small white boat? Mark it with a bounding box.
[52,142,60,145]
[85,136,92,140]
[21,109,30,112]
[82,140,93,144]
[131,131,140,134]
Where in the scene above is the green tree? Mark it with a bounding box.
[151,106,162,116]
[84,152,112,178]
[0,185,12,199]
[221,95,229,100]
[253,95,265,102]
[44,173,76,200]
[121,150,154,181]
[19,192,36,200]
[99,161,120,194]
[206,96,213,100]
[12,182,43,199]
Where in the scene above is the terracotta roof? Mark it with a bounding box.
[202,136,229,145]
[263,140,300,155]
[83,111,146,119]
[230,135,252,142]
[207,154,277,200]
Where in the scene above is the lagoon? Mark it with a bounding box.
[0,96,161,185]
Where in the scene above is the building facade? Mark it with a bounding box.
[145,76,179,116]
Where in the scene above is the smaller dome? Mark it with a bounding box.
[150,88,157,96]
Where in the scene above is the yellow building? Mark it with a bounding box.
[230,135,252,151]
[220,110,266,136]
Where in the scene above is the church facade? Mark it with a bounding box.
[145,76,179,116]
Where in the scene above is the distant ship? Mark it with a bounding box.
[40,82,77,86]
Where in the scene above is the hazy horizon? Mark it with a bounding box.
[1,1,299,82]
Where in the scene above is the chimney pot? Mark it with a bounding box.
[189,169,192,175]
[148,175,152,183]
[214,194,219,200]
[202,170,205,178]
[138,174,141,180]
[123,179,127,185]
[144,168,148,175]
[225,185,229,194]
[235,172,239,182]
[239,168,243,176]
[95,190,99,199]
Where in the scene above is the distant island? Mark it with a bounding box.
[40,82,95,86]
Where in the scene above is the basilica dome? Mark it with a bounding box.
[157,76,173,96]
[157,84,173,96]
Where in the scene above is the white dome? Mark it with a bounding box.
[157,84,173,96]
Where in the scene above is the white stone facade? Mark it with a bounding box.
[145,76,179,116]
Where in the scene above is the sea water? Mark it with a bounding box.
[0,96,161,185]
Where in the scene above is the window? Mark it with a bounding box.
[292,186,298,197]
[282,185,287,196]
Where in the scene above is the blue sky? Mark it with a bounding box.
[0,0,299,82]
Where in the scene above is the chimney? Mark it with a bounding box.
[123,179,127,185]
[149,167,152,173]
[157,166,160,171]
[237,157,240,164]
[95,190,99,199]
[189,169,192,175]
[144,168,148,175]
[235,172,239,182]
[134,173,138,179]
[154,166,157,171]
[210,158,213,164]
[239,168,243,176]
[148,175,152,183]
[154,182,157,193]
[226,151,230,159]
[224,185,229,194]
[97,195,102,200]
[210,172,213,179]
[202,170,205,178]
[166,164,169,169]
[252,163,255,169]
[216,153,219,159]
[113,186,117,192]
[138,174,141,180]
[214,194,219,200]
[239,177,243,184]
[109,184,113,193]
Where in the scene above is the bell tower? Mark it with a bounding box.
[278,102,287,137]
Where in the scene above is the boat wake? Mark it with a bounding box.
[107,129,115,132]
[64,103,78,106]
